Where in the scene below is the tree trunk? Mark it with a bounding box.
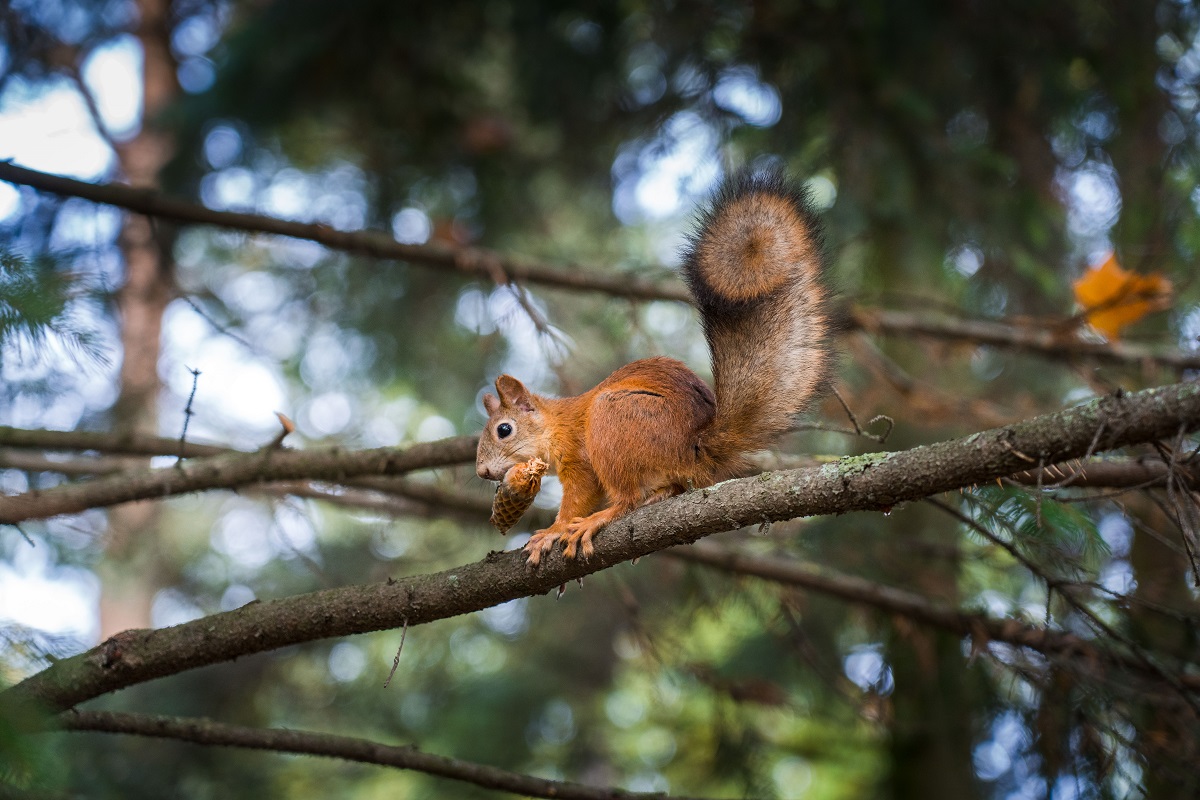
[1128,498,1200,799]
[98,0,178,639]
[881,503,981,800]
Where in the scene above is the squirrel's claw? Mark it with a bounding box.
[561,529,595,560]
[523,528,562,566]
[562,513,614,560]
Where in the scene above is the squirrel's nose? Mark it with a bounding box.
[476,464,495,481]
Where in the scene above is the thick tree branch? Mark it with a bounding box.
[671,542,1200,689]
[5,381,1200,713]
[1,429,1191,528]
[0,435,480,524]
[57,711,704,800]
[756,453,1197,490]
[3,162,1196,370]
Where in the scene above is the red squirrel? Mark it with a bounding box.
[476,170,834,565]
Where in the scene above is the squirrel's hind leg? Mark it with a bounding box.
[561,503,631,560]
[641,483,687,507]
[562,481,685,559]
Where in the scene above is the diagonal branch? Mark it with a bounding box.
[0,435,480,524]
[61,61,120,154]
[928,494,1200,710]
[57,710,710,800]
[2,435,1195,528]
[0,161,679,302]
[2,161,1197,370]
[5,380,1200,713]
[670,542,1200,690]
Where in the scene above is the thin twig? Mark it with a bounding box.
[936,494,1200,715]
[1155,426,1200,586]
[484,261,577,393]
[1136,494,1195,557]
[10,524,34,547]
[1045,478,1169,504]
[62,61,119,153]
[263,496,330,584]
[1035,457,1045,530]
[828,385,894,444]
[383,618,409,689]
[1041,419,1108,490]
[260,413,296,452]
[178,293,263,356]
[176,367,201,465]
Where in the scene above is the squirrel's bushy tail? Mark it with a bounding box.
[681,169,834,473]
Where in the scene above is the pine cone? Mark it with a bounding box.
[489,458,548,533]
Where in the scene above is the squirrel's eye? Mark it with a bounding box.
[497,423,513,439]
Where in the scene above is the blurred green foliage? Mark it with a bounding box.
[3,0,1200,798]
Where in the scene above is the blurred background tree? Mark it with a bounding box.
[2,0,1200,798]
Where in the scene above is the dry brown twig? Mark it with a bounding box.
[382,618,408,689]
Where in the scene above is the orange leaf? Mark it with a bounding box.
[1071,252,1172,340]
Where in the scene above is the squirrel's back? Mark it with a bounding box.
[682,170,834,472]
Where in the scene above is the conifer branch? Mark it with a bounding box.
[671,542,1200,690]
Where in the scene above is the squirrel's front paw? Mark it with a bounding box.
[523,528,562,566]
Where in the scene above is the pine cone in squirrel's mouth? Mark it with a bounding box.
[489,458,548,534]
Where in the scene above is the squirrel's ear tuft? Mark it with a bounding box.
[495,375,535,411]
[483,392,500,415]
